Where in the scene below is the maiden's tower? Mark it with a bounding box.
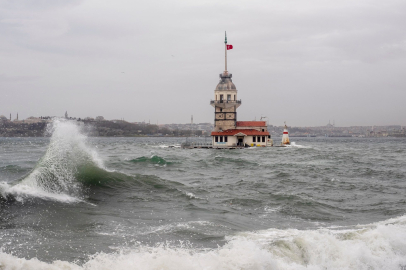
[210,33,272,148]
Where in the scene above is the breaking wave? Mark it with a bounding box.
[0,214,405,269]
[0,119,105,203]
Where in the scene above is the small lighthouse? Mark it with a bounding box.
[281,122,290,145]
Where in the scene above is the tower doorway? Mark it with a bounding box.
[237,137,244,146]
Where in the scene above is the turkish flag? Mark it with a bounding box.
[226,45,233,50]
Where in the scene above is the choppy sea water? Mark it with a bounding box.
[1,120,406,269]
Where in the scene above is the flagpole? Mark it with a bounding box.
[225,31,227,72]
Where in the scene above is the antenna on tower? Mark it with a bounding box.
[225,31,227,72]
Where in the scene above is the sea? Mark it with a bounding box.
[1,119,406,269]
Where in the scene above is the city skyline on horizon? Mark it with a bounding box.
[1,112,404,128]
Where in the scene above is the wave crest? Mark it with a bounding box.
[129,155,174,165]
[0,119,105,203]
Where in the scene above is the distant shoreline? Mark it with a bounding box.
[1,135,406,139]
[1,117,405,138]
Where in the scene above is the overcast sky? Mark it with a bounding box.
[0,0,405,126]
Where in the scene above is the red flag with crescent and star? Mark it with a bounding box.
[226,45,233,50]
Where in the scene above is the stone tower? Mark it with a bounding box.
[210,32,241,131]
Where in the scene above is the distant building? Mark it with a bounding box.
[25,117,44,124]
[0,115,8,122]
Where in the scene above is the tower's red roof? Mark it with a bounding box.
[211,129,269,136]
[236,121,266,127]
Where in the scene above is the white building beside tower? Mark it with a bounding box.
[210,33,272,148]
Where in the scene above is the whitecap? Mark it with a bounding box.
[1,214,406,270]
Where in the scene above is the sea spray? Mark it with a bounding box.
[0,119,105,202]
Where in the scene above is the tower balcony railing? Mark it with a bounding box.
[210,100,241,105]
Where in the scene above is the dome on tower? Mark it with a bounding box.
[215,72,236,90]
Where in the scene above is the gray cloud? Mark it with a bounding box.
[2,0,84,10]
[0,0,405,126]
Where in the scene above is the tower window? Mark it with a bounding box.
[227,94,231,101]
[234,95,236,101]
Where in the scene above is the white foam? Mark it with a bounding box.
[1,215,406,269]
[0,252,82,270]
[157,144,181,148]
[264,206,281,213]
[0,182,81,203]
[235,215,406,269]
[183,191,203,200]
[186,192,196,199]
[0,239,278,270]
[145,221,216,235]
[287,142,310,148]
[158,145,169,148]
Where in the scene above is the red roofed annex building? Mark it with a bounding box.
[210,33,272,148]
